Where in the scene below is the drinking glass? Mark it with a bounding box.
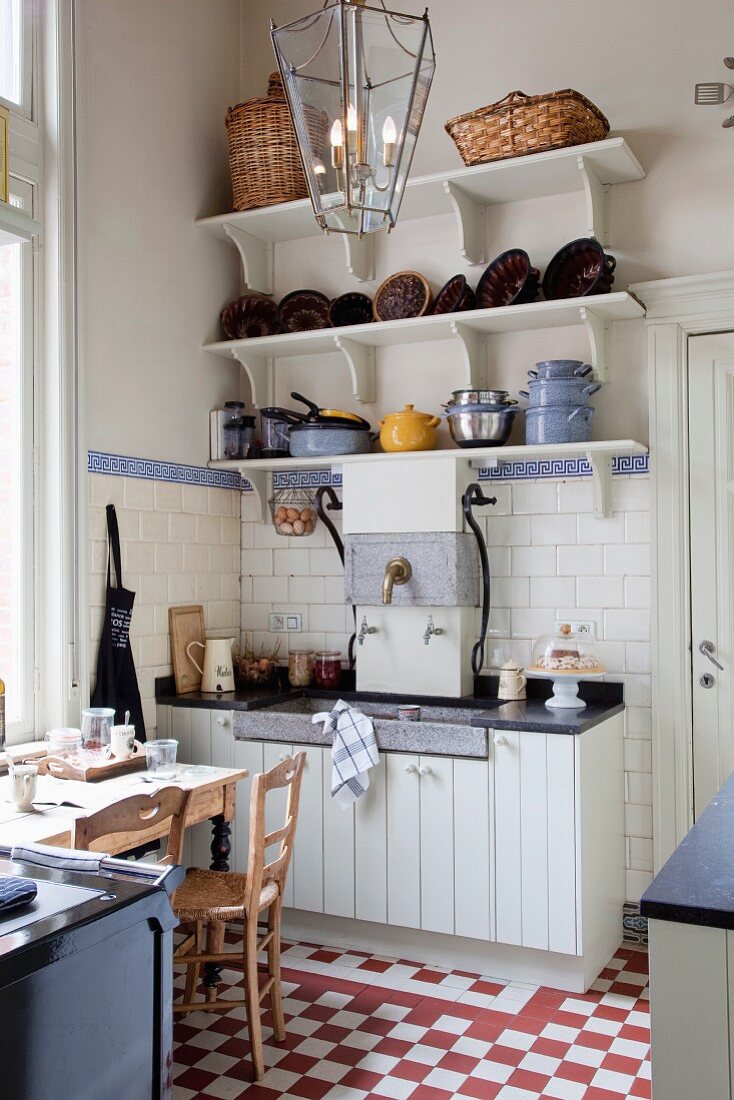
[145,739,178,780]
[80,707,115,764]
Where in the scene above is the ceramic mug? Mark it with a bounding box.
[498,666,527,700]
[11,764,38,811]
[110,725,139,760]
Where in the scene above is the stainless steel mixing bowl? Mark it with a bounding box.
[445,403,521,448]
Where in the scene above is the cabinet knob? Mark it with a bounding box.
[216,715,228,727]
[418,765,432,776]
[493,734,507,747]
[404,764,418,774]
[278,752,289,762]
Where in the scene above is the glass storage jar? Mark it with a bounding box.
[288,650,314,688]
[313,651,342,690]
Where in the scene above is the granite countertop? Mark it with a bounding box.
[155,674,623,743]
[641,771,734,930]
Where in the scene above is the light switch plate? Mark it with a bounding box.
[269,612,302,632]
[554,619,596,636]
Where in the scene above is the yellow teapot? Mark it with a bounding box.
[378,404,441,453]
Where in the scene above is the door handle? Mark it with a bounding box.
[699,640,724,671]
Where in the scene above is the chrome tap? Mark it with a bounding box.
[382,557,412,605]
[357,615,377,646]
[423,615,443,645]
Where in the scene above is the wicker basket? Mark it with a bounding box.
[445,89,609,167]
[226,73,327,212]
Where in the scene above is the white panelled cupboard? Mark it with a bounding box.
[157,703,623,992]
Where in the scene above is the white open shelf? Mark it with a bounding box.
[0,201,39,245]
[203,291,645,403]
[212,439,648,523]
[196,137,644,289]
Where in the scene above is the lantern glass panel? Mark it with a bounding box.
[273,1,435,235]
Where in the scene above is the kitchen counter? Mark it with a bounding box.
[641,769,734,930]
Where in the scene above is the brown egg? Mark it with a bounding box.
[304,519,314,534]
[279,521,294,535]
[302,508,316,523]
[286,507,300,522]
[274,507,287,524]
[293,519,305,535]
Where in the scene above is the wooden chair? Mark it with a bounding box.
[171,752,306,1081]
[71,787,192,864]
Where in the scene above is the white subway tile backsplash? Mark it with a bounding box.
[577,512,626,545]
[625,511,650,543]
[529,576,576,608]
[625,869,653,901]
[182,484,210,515]
[604,543,650,576]
[557,480,594,513]
[487,515,532,546]
[605,609,650,642]
[612,477,650,511]
[289,575,326,604]
[139,510,168,542]
[309,547,345,577]
[511,481,558,515]
[629,837,654,873]
[512,545,556,577]
[245,548,274,577]
[253,575,289,604]
[626,706,652,739]
[155,542,183,574]
[492,576,531,609]
[557,544,603,576]
[627,770,653,806]
[624,738,652,774]
[273,547,311,577]
[308,603,348,634]
[486,484,512,515]
[168,573,196,603]
[241,603,272,632]
[154,481,182,513]
[626,641,651,675]
[124,541,155,574]
[624,576,651,609]
[195,573,220,602]
[488,545,512,578]
[168,512,196,543]
[182,543,209,573]
[511,608,553,638]
[577,575,624,608]
[123,478,155,510]
[625,803,653,840]
[594,640,626,671]
[324,576,346,603]
[221,516,241,546]
[195,514,221,545]
[530,513,577,546]
[210,545,239,573]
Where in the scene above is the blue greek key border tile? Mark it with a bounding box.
[89,451,648,492]
[475,453,650,481]
[87,451,243,491]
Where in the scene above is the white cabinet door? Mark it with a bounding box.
[355,755,387,924]
[494,730,577,953]
[419,756,455,935]
[322,750,355,918]
[454,757,492,941]
[386,754,421,930]
[291,744,324,913]
[262,742,295,907]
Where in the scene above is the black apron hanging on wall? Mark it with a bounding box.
[90,504,146,741]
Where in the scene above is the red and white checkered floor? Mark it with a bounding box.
[173,938,650,1100]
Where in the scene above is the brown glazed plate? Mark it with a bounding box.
[329,292,374,328]
[542,238,616,300]
[278,289,332,333]
[475,249,540,309]
[373,271,432,322]
[431,274,477,315]
[220,293,280,339]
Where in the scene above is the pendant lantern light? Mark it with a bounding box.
[271,0,435,237]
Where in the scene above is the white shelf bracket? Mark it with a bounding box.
[443,180,486,265]
[586,451,613,519]
[449,321,487,388]
[239,467,271,523]
[230,347,273,409]
[341,233,375,282]
[579,306,611,381]
[577,156,609,245]
[223,223,274,294]
[333,336,376,403]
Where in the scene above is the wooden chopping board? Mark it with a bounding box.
[169,604,206,694]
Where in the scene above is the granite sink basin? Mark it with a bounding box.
[233,695,501,758]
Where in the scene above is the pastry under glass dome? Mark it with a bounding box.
[528,623,605,709]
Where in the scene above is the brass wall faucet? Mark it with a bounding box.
[382,557,412,604]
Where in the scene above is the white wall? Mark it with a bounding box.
[75,0,244,466]
[245,0,734,281]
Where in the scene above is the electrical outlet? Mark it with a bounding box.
[554,619,596,636]
[269,613,302,632]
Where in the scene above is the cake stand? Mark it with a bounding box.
[525,669,604,709]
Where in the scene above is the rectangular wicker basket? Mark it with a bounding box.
[445,89,609,167]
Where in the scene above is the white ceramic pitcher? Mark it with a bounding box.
[498,662,527,701]
[186,637,236,693]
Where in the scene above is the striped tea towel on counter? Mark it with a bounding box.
[11,842,108,873]
[313,700,378,809]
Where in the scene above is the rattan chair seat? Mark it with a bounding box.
[173,868,278,923]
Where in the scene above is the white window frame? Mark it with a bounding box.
[0,0,34,120]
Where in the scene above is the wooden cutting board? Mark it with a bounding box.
[169,604,206,694]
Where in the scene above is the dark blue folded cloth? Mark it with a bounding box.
[0,875,37,913]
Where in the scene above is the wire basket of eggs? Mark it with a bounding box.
[269,488,319,537]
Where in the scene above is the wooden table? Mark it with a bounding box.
[0,763,249,991]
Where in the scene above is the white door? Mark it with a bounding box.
[690,334,734,817]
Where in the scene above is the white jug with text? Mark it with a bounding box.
[186,638,236,693]
[498,662,527,701]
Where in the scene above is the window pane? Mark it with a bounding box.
[0,0,21,106]
[0,239,23,723]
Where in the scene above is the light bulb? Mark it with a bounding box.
[330,118,343,147]
[347,104,358,132]
[382,116,397,144]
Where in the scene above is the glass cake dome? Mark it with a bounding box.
[528,623,605,709]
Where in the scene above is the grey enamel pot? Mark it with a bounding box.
[527,359,593,380]
[525,404,594,445]
[520,379,601,407]
[288,423,375,457]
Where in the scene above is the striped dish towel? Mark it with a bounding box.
[313,700,378,809]
[11,842,107,873]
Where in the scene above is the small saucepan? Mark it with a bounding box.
[291,392,369,428]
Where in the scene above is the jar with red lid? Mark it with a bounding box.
[313,651,342,690]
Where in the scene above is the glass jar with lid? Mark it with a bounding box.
[288,650,314,688]
[313,651,342,690]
